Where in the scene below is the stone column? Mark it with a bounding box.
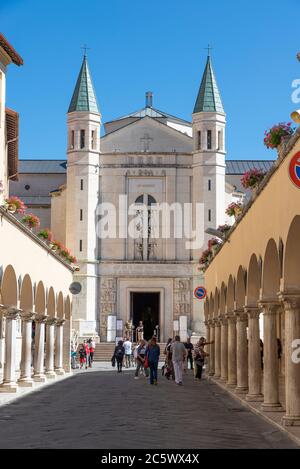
[204,321,210,374]
[18,311,35,387]
[209,320,215,376]
[260,302,282,411]
[55,320,65,375]
[45,318,57,379]
[33,314,47,382]
[226,313,237,387]
[0,308,20,393]
[214,319,221,378]
[246,306,263,401]
[235,310,248,394]
[63,316,72,373]
[280,294,300,426]
[220,317,228,382]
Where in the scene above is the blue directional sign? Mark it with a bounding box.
[194,286,207,300]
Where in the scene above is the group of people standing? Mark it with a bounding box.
[111,335,212,386]
[78,338,96,369]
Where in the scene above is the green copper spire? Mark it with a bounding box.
[68,55,99,113]
[193,55,224,114]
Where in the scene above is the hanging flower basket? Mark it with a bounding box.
[225,202,243,220]
[264,122,294,149]
[241,168,266,190]
[4,196,26,214]
[21,213,40,229]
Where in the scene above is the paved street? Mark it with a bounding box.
[0,367,298,449]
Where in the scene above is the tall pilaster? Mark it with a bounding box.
[226,313,237,387]
[260,302,282,411]
[55,320,65,375]
[220,317,228,382]
[246,307,263,401]
[209,320,215,376]
[214,319,221,378]
[279,294,300,426]
[235,310,248,394]
[33,314,47,383]
[0,308,20,393]
[18,311,35,387]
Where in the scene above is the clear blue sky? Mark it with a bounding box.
[1,0,300,160]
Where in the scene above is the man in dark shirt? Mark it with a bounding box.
[184,337,194,370]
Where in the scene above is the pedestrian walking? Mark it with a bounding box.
[171,335,186,385]
[83,340,90,370]
[184,337,194,370]
[123,337,132,368]
[134,339,149,379]
[88,338,95,367]
[112,340,125,373]
[146,337,160,385]
[193,341,209,380]
[163,338,174,380]
[78,344,86,370]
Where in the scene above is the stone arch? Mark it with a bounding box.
[220,282,226,314]
[283,216,300,291]
[1,265,18,306]
[65,295,71,320]
[227,275,235,313]
[35,281,46,314]
[236,266,246,309]
[214,287,220,317]
[209,293,214,319]
[20,274,33,311]
[247,254,261,306]
[47,287,56,317]
[262,239,281,300]
[57,292,64,319]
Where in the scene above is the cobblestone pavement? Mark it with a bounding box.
[0,367,298,449]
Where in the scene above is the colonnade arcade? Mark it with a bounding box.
[0,264,71,392]
[204,215,300,426]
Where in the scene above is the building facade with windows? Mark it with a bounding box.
[9,53,273,342]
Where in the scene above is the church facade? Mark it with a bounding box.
[10,55,274,342]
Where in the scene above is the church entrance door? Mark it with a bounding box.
[130,292,160,341]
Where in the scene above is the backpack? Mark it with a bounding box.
[115,347,123,359]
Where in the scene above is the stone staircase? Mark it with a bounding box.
[93,342,167,362]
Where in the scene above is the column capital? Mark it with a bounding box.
[46,317,57,326]
[1,307,22,320]
[278,292,300,310]
[259,300,281,315]
[234,309,248,322]
[56,319,65,326]
[20,311,35,322]
[34,314,48,323]
[220,316,228,326]
[213,317,221,327]
[244,305,260,319]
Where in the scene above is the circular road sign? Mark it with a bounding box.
[289,151,300,188]
[69,282,82,295]
[194,286,207,300]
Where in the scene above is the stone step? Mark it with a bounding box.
[93,342,167,361]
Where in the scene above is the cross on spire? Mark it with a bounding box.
[205,44,213,57]
[81,44,91,57]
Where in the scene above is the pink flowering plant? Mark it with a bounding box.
[225,202,243,218]
[241,168,266,190]
[5,195,27,214]
[217,224,231,233]
[37,228,53,242]
[264,122,294,149]
[21,213,40,229]
[199,249,212,267]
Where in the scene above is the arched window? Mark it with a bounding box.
[133,194,157,260]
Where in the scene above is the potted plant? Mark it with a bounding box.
[208,238,221,256]
[264,122,294,157]
[225,202,243,220]
[49,240,62,252]
[217,224,231,235]
[4,196,26,214]
[37,228,53,242]
[241,168,266,191]
[21,213,40,229]
[199,248,212,271]
[60,246,70,259]
[67,254,77,264]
